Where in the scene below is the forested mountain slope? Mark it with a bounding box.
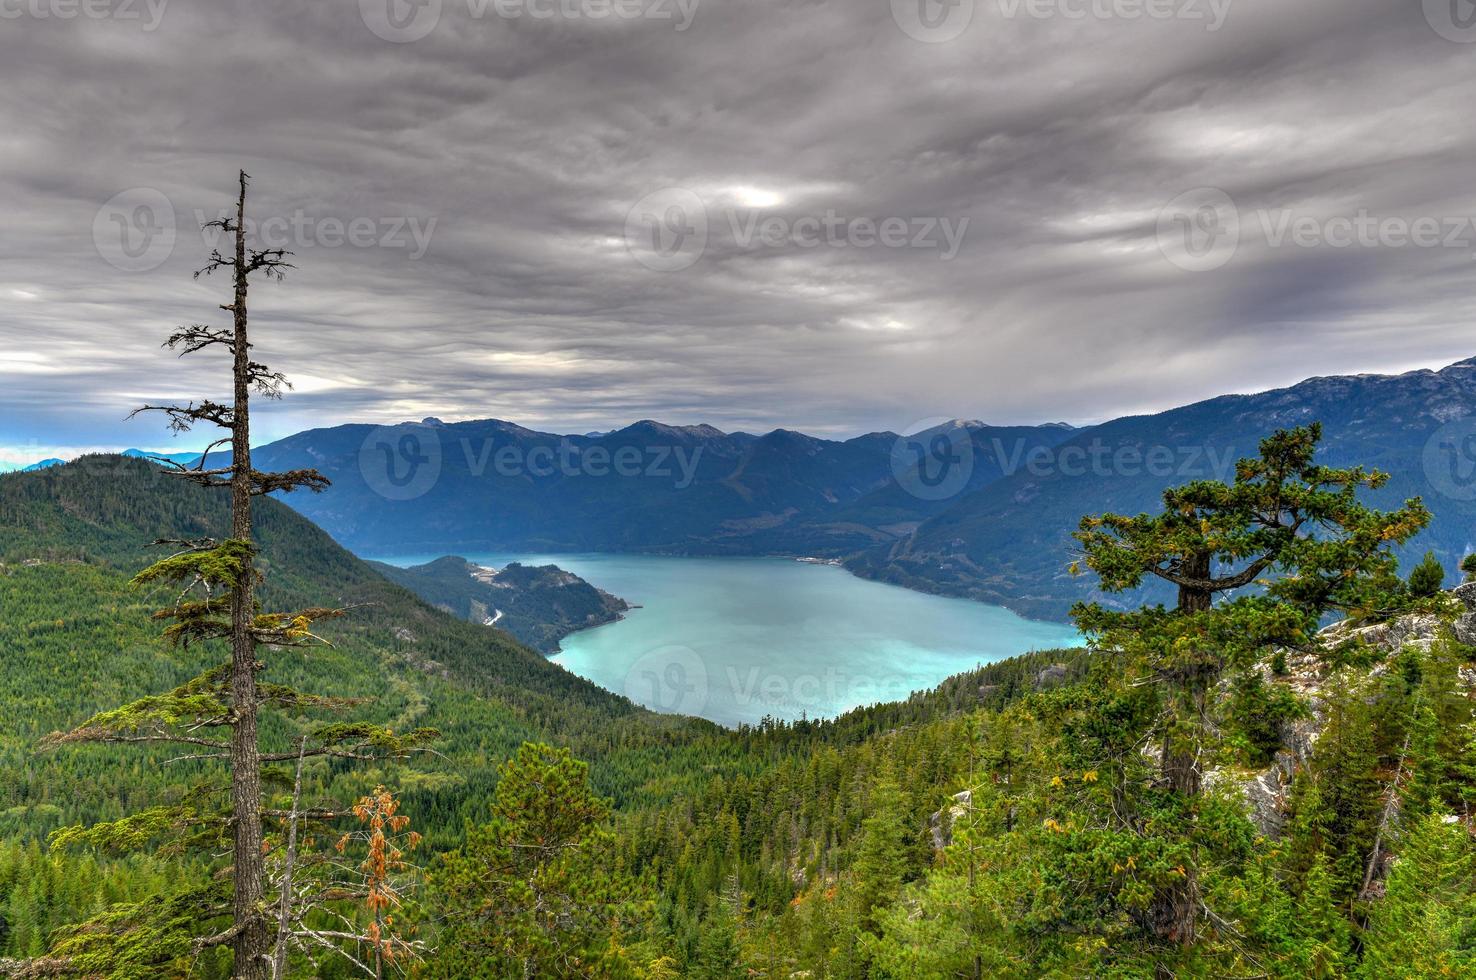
[0,455,1100,973]
[244,418,1079,558]
[367,556,630,653]
[238,359,1476,624]
[0,455,766,839]
[854,357,1476,618]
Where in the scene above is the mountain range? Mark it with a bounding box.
[854,357,1476,617]
[4,448,200,474]
[162,356,1476,620]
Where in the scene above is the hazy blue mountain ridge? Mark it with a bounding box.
[240,357,1476,621]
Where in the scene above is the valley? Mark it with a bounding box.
[7,8,1474,973]
[371,552,1082,726]
[237,358,1476,623]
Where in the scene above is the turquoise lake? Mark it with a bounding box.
[373,553,1082,728]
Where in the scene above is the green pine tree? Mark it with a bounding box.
[1408,551,1446,598]
[1073,424,1427,946]
[1358,812,1476,978]
[428,743,641,978]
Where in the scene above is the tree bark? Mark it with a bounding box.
[227,171,268,980]
[1149,552,1214,947]
[272,739,308,979]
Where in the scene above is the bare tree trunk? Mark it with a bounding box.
[227,171,268,980]
[1360,724,1415,901]
[272,739,308,980]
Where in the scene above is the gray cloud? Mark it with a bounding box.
[2,0,1474,464]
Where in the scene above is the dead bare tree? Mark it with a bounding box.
[37,172,436,980]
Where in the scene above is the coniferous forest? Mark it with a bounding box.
[6,441,1476,976]
[7,8,1476,973]
[0,179,1471,972]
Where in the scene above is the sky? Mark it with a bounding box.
[1,0,1475,466]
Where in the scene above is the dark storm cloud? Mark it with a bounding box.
[2,0,1474,464]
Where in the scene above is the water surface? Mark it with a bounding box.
[374,553,1081,727]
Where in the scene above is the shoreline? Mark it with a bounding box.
[362,548,1078,629]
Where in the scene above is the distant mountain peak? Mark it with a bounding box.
[619,420,728,439]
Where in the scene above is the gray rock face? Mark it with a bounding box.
[1450,581,1476,645]
[1216,589,1474,837]
[929,789,973,850]
[1034,663,1070,688]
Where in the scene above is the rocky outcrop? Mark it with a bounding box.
[1034,663,1070,687]
[370,557,630,653]
[1211,583,1476,836]
[930,789,974,850]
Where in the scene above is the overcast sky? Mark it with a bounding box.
[1,0,1474,464]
